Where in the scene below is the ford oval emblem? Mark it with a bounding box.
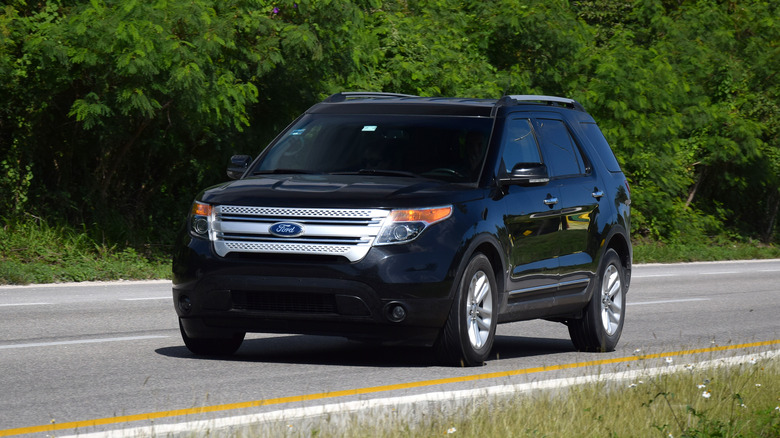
[269,222,305,238]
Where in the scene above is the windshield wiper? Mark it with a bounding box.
[330,169,424,178]
[252,169,317,175]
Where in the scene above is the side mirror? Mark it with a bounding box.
[227,155,252,180]
[499,162,550,186]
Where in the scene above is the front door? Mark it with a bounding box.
[498,116,562,310]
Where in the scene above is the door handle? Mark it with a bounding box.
[544,196,559,206]
[592,188,604,199]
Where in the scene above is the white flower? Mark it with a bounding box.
[684,364,694,371]
[697,384,707,389]
[755,383,762,388]
[740,403,747,408]
[749,357,757,364]
[634,348,642,354]
[447,427,457,434]
[629,383,638,388]
[702,391,712,399]
[665,357,674,365]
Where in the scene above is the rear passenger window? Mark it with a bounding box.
[537,119,586,178]
[501,118,541,172]
[580,122,622,172]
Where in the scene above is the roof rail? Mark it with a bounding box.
[324,92,419,103]
[497,95,585,112]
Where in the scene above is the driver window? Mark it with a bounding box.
[501,118,541,172]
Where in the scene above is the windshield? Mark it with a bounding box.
[252,114,493,183]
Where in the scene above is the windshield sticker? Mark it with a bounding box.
[361,125,378,132]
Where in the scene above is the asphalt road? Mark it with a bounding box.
[1,259,778,436]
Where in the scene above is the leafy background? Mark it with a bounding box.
[1,0,778,254]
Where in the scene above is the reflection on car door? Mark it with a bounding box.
[535,116,603,307]
[499,116,562,314]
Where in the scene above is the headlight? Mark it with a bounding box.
[375,206,452,245]
[189,201,213,239]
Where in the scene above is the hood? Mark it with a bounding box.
[198,174,484,208]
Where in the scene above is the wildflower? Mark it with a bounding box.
[775,406,780,411]
[634,348,642,355]
[756,383,762,388]
[740,404,747,408]
[447,427,457,434]
[749,357,757,364]
[665,357,673,365]
[702,391,711,399]
[629,383,638,388]
[684,364,694,371]
[272,7,280,14]
[697,384,707,389]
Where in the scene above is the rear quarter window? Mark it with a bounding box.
[579,122,622,173]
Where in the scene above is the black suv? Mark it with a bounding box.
[172,93,632,366]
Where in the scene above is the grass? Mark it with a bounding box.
[0,218,170,285]
[633,239,780,264]
[264,357,780,438]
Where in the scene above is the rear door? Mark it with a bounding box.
[533,115,603,305]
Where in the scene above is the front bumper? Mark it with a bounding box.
[172,235,458,346]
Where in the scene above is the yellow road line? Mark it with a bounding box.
[2,339,778,437]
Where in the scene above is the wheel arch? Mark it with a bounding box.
[603,226,632,291]
[453,233,506,307]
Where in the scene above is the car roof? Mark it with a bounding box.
[309,93,585,117]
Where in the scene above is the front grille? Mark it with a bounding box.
[231,290,337,314]
[210,206,390,262]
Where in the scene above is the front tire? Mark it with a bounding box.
[435,253,497,366]
[179,319,245,356]
[568,249,626,352]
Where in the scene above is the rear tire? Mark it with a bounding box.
[435,253,497,366]
[568,249,626,352]
[179,319,245,356]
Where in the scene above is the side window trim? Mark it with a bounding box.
[534,116,591,179]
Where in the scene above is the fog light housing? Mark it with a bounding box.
[385,302,407,323]
[178,295,192,313]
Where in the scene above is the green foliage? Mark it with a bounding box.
[1,0,779,254]
[0,217,169,285]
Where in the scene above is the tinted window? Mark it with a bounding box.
[253,114,492,182]
[500,118,541,172]
[537,119,585,177]
[580,122,622,172]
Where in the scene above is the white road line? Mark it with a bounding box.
[120,297,170,301]
[0,335,169,350]
[633,274,676,278]
[629,298,710,306]
[0,302,52,307]
[699,271,738,275]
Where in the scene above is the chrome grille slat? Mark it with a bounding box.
[211,205,389,262]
